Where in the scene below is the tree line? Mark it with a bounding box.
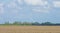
[1,21,60,26]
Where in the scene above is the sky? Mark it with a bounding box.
[0,0,60,23]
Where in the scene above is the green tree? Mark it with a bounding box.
[13,21,19,25]
[22,22,32,25]
[41,22,53,25]
[32,22,40,25]
[4,21,10,25]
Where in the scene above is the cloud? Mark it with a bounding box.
[6,0,50,14]
[24,0,50,13]
[24,0,48,6]
[7,2,17,8]
[32,8,49,13]
[53,1,60,7]
[1,0,51,14]
[0,3,4,14]
[7,1,23,9]
[17,0,24,5]
[6,0,23,14]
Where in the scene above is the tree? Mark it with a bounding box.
[41,22,53,25]
[13,21,20,25]
[4,21,10,25]
[32,22,40,25]
[22,22,32,25]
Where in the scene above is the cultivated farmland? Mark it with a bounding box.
[0,26,60,33]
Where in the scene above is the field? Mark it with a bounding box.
[0,26,60,33]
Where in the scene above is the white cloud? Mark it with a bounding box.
[6,1,23,14]
[12,10,19,14]
[32,8,49,13]
[53,1,60,7]
[0,3,4,14]
[7,2,17,8]
[7,1,23,9]
[44,1,48,5]
[32,5,51,13]
[24,0,48,6]
[4,0,51,14]
[17,0,22,3]
[11,8,22,14]
[24,0,50,13]
[17,0,23,5]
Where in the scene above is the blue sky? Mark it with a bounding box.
[0,0,60,23]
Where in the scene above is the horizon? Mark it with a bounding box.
[0,0,60,24]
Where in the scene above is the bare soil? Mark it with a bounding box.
[0,26,60,33]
